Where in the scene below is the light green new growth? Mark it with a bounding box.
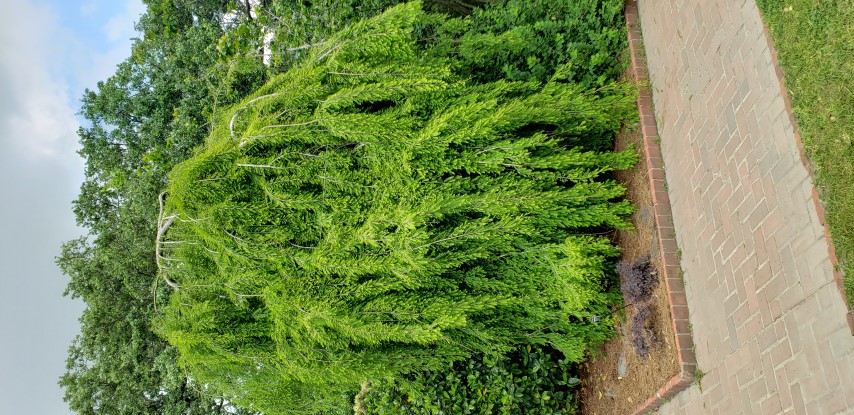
[155,2,636,413]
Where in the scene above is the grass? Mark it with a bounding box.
[756,0,854,309]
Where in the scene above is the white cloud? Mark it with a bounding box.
[0,0,79,162]
[0,2,102,413]
[104,0,145,43]
[80,0,98,17]
[0,0,147,163]
[72,0,144,94]
[5,86,78,159]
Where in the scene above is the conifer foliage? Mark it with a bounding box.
[155,2,636,413]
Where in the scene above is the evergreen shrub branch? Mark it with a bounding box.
[154,2,636,413]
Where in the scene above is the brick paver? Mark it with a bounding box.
[635,0,854,413]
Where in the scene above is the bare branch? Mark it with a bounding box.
[243,0,253,20]
[260,119,320,129]
[289,242,318,250]
[155,192,181,289]
[237,163,289,170]
[229,92,288,138]
[287,42,323,52]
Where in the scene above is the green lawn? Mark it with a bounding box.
[756,0,854,308]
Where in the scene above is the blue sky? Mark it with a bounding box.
[0,0,143,413]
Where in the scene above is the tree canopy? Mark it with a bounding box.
[58,1,267,413]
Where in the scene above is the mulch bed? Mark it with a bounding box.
[578,124,680,415]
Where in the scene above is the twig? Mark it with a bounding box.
[155,192,181,289]
[237,163,289,170]
[261,119,320,129]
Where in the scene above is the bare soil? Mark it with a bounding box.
[578,124,680,415]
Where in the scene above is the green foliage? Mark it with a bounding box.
[425,0,627,87]
[61,0,632,414]
[363,344,580,414]
[237,0,627,92]
[263,0,403,59]
[233,0,483,70]
[59,1,267,414]
[154,3,635,413]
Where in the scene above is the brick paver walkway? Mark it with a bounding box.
[635,0,854,414]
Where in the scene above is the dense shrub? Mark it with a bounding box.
[363,345,580,414]
[229,1,628,152]
[259,0,513,70]
[154,2,635,413]
[422,0,628,153]
[426,0,627,87]
[260,1,627,85]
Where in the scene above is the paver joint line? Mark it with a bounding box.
[632,0,854,413]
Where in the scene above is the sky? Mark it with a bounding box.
[0,0,144,413]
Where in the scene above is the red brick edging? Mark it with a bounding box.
[624,1,698,413]
[755,9,854,336]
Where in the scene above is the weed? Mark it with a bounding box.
[694,368,705,392]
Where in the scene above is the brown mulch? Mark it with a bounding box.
[578,123,680,415]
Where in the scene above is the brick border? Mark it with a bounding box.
[624,1,698,413]
[756,9,854,336]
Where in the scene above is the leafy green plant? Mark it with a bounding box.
[58,0,634,413]
[426,0,627,87]
[234,0,627,93]
[153,2,635,413]
[236,0,505,71]
[420,0,628,152]
[363,344,581,414]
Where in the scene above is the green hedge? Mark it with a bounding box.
[155,2,632,413]
[363,344,580,415]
